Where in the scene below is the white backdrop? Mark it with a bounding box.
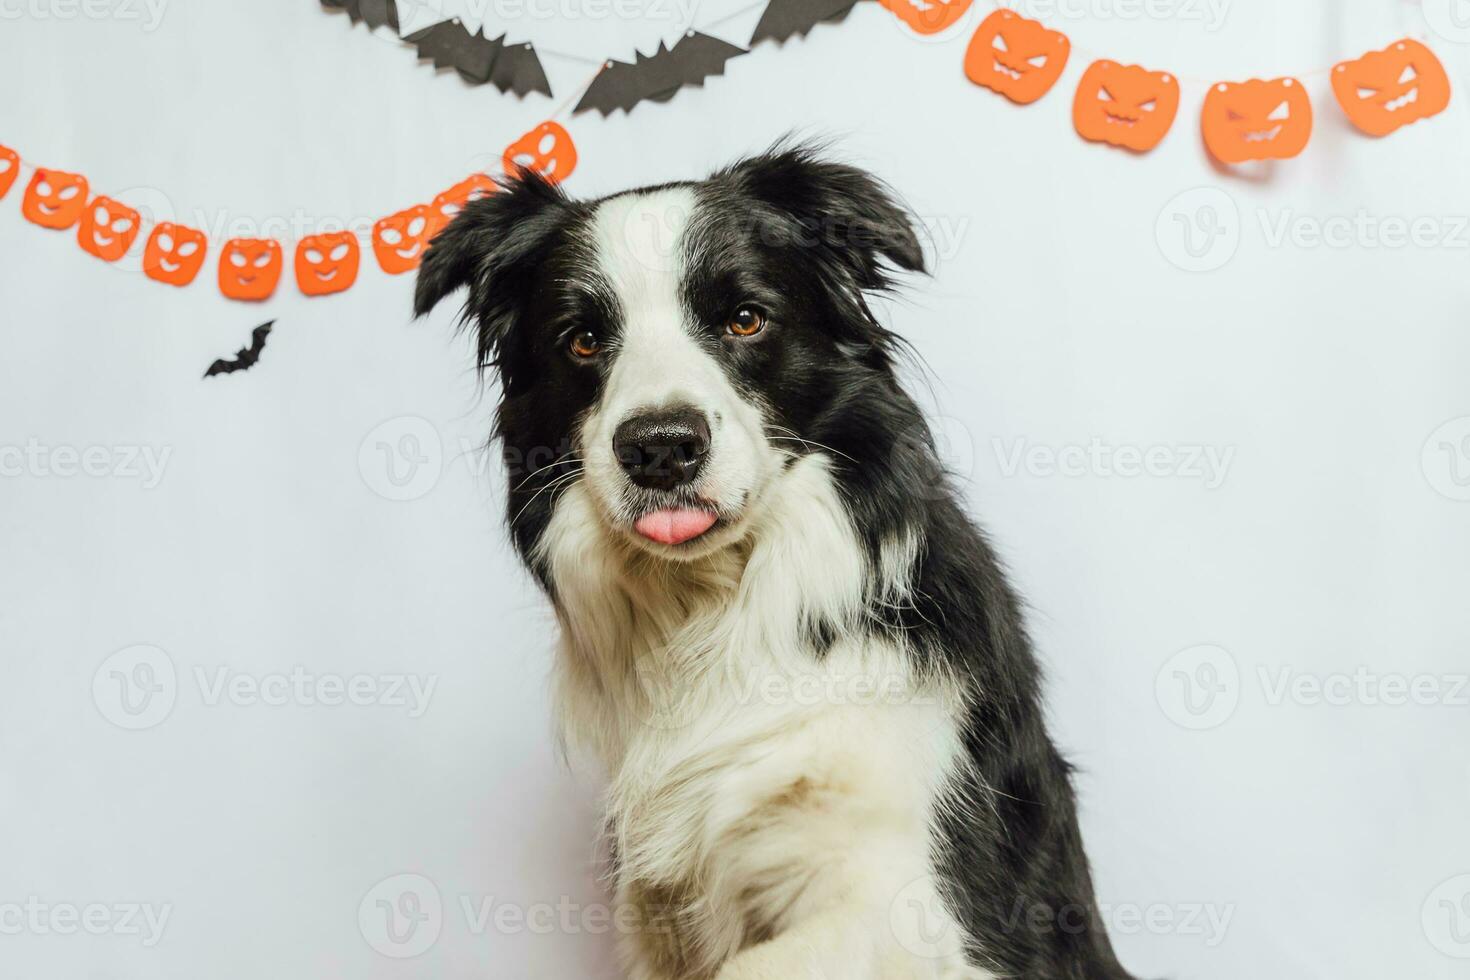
[2,2,1469,978]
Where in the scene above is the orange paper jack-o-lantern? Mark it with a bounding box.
[143,222,208,287]
[219,238,284,302]
[964,10,1070,105]
[429,173,497,236]
[1332,39,1450,137]
[503,121,578,184]
[1202,78,1313,164]
[295,231,360,297]
[77,196,141,263]
[22,168,90,229]
[1073,61,1180,152]
[0,145,19,200]
[878,0,972,35]
[373,205,435,275]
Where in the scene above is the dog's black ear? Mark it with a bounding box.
[717,142,927,292]
[414,168,574,371]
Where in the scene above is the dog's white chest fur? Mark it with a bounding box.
[540,457,985,979]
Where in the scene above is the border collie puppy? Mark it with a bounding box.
[415,145,1137,980]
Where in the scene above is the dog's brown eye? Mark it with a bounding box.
[569,330,601,358]
[727,307,765,337]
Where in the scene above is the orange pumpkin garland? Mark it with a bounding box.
[0,145,19,199]
[1073,61,1179,152]
[22,168,89,229]
[295,231,360,297]
[964,10,1070,105]
[1332,39,1450,137]
[373,204,435,275]
[878,0,972,35]
[503,121,578,184]
[77,195,141,262]
[218,238,283,302]
[429,173,498,236]
[143,222,209,287]
[1201,77,1313,164]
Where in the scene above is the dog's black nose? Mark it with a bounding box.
[614,407,711,491]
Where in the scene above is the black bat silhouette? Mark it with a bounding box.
[575,30,746,115]
[204,321,274,379]
[750,0,865,45]
[321,0,399,33]
[405,18,502,83]
[489,38,552,97]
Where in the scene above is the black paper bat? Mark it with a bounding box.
[575,31,746,115]
[488,38,552,97]
[321,0,399,33]
[204,321,274,378]
[405,18,502,83]
[750,0,864,45]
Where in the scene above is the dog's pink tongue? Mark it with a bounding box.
[634,508,717,545]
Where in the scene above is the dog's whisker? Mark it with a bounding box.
[511,452,587,493]
[508,468,584,528]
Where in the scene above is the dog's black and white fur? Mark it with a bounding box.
[414,145,1137,980]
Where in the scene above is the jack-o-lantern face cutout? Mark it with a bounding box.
[878,0,972,35]
[429,174,497,236]
[1332,40,1450,137]
[1202,78,1313,164]
[77,196,142,263]
[21,169,90,230]
[965,10,1070,105]
[1073,61,1180,152]
[0,145,19,200]
[219,238,283,302]
[143,222,208,287]
[295,231,360,296]
[373,205,434,275]
[502,121,578,184]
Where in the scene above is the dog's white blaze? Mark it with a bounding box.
[539,449,983,978]
[580,189,775,546]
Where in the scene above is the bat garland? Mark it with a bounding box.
[321,0,399,33]
[320,0,866,112]
[204,321,274,378]
[575,31,747,116]
[321,0,552,97]
[401,19,552,97]
[750,0,867,46]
